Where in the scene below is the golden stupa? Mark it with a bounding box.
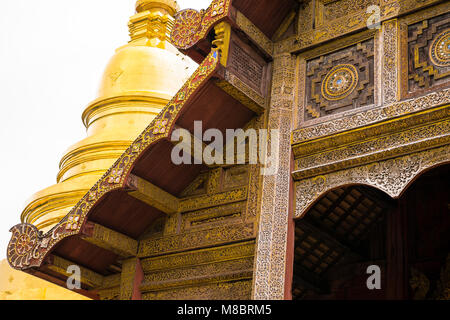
[1,0,196,300]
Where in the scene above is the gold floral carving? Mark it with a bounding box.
[97,287,120,300]
[179,187,248,213]
[276,0,445,55]
[292,88,450,144]
[100,274,121,290]
[207,168,222,195]
[142,280,252,300]
[141,258,253,292]
[136,153,262,276]
[135,155,262,299]
[141,241,255,272]
[46,255,104,289]
[381,19,400,104]
[138,222,256,257]
[245,164,263,220]
[293,108,450,179]
[181,202,245,232]
[294,104,449,156]
[295,145,450,218]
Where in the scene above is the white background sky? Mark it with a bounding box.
[0,0,211,259]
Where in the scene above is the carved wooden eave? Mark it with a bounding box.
[6,24,265,294]
[170,0,289,117]
[7,49,219,267]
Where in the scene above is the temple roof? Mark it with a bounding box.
[7,0,284,297]
[20,0,196,232]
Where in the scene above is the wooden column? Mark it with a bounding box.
[119,258,144,300]
[252,53,296,300]
[386,197,409,300]
[284,152,296,300]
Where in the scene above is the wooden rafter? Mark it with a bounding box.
[80,222,138,258]
[293,268,327,294]
[356,185,395,209]
[296,219,361,259]
[333,193,366,228]
[126,174,180,214]
[346,200,383,239]
[317,188,353,222]
[45,255,104,288]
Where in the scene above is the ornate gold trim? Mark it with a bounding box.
[295,145,450,218]
[292,89,450,144]
[276,0,447,55]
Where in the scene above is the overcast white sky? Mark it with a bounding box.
[0,0,211,259]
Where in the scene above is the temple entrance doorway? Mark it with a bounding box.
[291,164,450,300]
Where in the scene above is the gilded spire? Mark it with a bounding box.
[135,0,179,15]
[130,0,180,48]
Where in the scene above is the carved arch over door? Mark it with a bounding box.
[295,144,450,219]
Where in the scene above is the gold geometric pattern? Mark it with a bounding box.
[305,39,374,120]
[408,13,450,93]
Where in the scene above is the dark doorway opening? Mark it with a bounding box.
[292,164,450,300]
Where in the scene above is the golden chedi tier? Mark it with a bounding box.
[20,0,196,232]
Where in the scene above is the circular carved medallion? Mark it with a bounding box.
[321,64,359,101]
[429,29,450,67]
[171,9,202,50]
[7,224,39,269]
